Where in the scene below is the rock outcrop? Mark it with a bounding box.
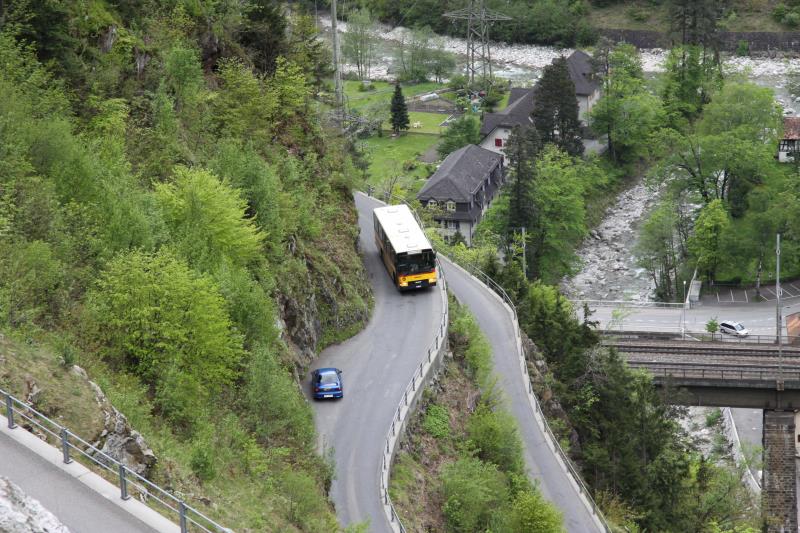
[0,476,70,533]
[522,334,583,456]
[71,366,157,478]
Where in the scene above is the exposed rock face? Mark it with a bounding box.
[522,334,583,456]
[0,477,70,533]
[71,366,157,478]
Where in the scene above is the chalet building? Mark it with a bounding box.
[478,87,536,161]
[778,117,800,162]
[566,50,601,124]
[417,145,504,245]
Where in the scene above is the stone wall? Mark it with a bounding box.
[762,410,798,532]
[599,28,800,53]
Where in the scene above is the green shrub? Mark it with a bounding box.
[190,436,216,481]
[626,6,649,22]
[441,457,509,533]
[467,404,524,475]
[0,240,66,327]
[244,345,315,449]
[705,408,723,428]
[508,489,564,532]
[736,40,750,57]
[422,404,450,439]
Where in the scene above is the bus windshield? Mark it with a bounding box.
[397,250,436,275]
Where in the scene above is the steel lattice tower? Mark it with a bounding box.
[444,1,511,91]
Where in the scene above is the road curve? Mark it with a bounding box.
[311,193,442,532]
[441,257,604,532]
[0,430,157,533]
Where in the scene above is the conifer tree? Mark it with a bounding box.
[390,83,409,134]
[531,57,583,156]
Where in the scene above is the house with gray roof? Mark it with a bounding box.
[566,50,601,123]
[478,86,536,161]
[417,144,504,245]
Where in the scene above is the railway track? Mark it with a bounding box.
[604,341,800,359]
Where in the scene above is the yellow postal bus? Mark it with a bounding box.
[373,204,437,291]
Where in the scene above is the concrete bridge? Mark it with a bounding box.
[605,335,800,532]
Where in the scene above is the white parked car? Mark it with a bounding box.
[719,321,749,337]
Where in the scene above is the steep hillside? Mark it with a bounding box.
[0,2,369,531]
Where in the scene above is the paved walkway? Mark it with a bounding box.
[0,416,176,533]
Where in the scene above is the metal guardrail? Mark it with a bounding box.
[379,262,449,533]
[573,299,685,309]
[368,191,610,531]
[363,190,450,533]
[1,388,231,533]
[443,259,613,533]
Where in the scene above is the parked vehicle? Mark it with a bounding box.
[719,321,749,337]
[311,368,343,399]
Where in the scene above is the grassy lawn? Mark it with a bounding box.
[359,133,440,194]
[344,80,445,111]
[395,112,449,135]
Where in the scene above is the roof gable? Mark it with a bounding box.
[566,50,599,96]
[480,86,536,136]
[417,145,502,203]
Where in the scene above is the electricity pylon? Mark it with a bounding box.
[444,1,511,92]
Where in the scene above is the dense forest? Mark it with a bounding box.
[0,1,370,530]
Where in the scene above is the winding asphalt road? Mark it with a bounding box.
[310,193,442,532]
[442,258,603,532]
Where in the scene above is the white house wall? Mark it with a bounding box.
[480,126,511,161]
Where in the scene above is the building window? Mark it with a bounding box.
[427,199,438,208]
[494,138,503,147]
[780,140,796,152]
[446,201,456,212]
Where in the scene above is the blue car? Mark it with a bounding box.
[311,368,343,400]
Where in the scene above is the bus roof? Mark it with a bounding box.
[373,204,433,255]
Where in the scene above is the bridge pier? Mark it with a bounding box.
[762,410,797,532]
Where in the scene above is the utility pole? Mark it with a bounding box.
[777,233,783,388]
[331,0,344,121]
[443,1,511,94]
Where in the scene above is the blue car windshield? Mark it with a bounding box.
[318,372,339,385]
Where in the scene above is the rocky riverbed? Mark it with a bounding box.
[562,180,664,302]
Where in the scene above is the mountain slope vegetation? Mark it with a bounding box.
[0,1,370,531]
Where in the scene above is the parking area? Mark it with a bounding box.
[700,281,800,305]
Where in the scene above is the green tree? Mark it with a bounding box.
[635,201,682,301]
[508,489,564,533]
[532,57,583,156]
[342,8,377,80]
[589,44,664,164]
[688,199,731,282]
[467,404,525,475]
[437,115,481,159]
[87,250,244,426]
[440,457,509,533]
[390,83,410,134]
[529,146,587,282]
[156,166,264,271]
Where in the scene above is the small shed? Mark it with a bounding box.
[778,117,800,162]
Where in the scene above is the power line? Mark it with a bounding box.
[444,0,511,92]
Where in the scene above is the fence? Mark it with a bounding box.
[367,190,609,531]
[364,188,450,532]
[1,388,231,533]
[442,258,612,533]
[379,262,449,533]
[573,299,685,309]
